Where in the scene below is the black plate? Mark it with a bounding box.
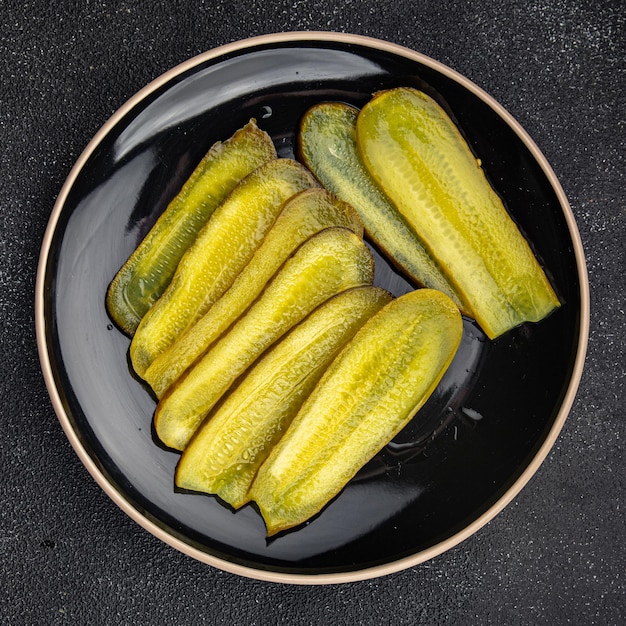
[36,33,588,583]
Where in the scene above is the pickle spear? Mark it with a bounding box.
[106,120,277,336]
[298,102,466,311]
[154,227,375,451]
[176,286,392,509]
[144,188,364,398]
[249,289,462,536]
[130,158,317,378]
[357,87,560,339]
[249,289,462,535]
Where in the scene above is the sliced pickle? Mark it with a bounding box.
[356,87,560,339]
[144,188,364,398]
[175,286,392,509]
[154,227,375,451]
[249,289,463,536]
[106,120,277,336]
[129,158,317,377]
[298,102,466,311]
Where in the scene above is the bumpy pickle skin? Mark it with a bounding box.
[298,102,467,312]
[129,158,317,378]
[249,289,463,536]
[144,188,364,398]
[356,87,560,339]
[154,227,375,451]
[175,286,392,509]
[106,120,277,336]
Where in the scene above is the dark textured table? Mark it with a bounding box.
[1,1,624,624]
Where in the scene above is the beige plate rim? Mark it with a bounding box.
[35,31,590,585]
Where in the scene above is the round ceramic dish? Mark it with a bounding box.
[36,33,588,583]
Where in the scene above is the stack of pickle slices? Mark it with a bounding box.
[106,88,559,536]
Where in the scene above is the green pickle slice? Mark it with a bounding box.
[356,87,560,339]
[298,102,466,311]
[106,120,277,336]
[144,188,364,398]
[154,227,375,451]
[249,289,463,536]
[175,286,392,509]
[129,158,317,378]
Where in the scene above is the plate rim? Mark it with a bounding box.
[35,31,590,584]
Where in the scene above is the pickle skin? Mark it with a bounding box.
[249,289,463,536]
[154,227,375,451]
[298,102,467,312]
[144,187,365,398]
[129,158,317,378]
[175,286,392,509]
[106,120,277,336]
[356,87,560,339]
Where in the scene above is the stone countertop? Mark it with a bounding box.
[1,1,623,624]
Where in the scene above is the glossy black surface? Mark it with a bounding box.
[42,40,581,575]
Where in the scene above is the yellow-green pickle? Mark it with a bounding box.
[249,289,463,536]
[154,227,375,451]
[356,87,560,339]
[106,120,277,336]
[144,187,364,398]
[298,101,466,311]
[175,286,392,509]
[129,158,317,377]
